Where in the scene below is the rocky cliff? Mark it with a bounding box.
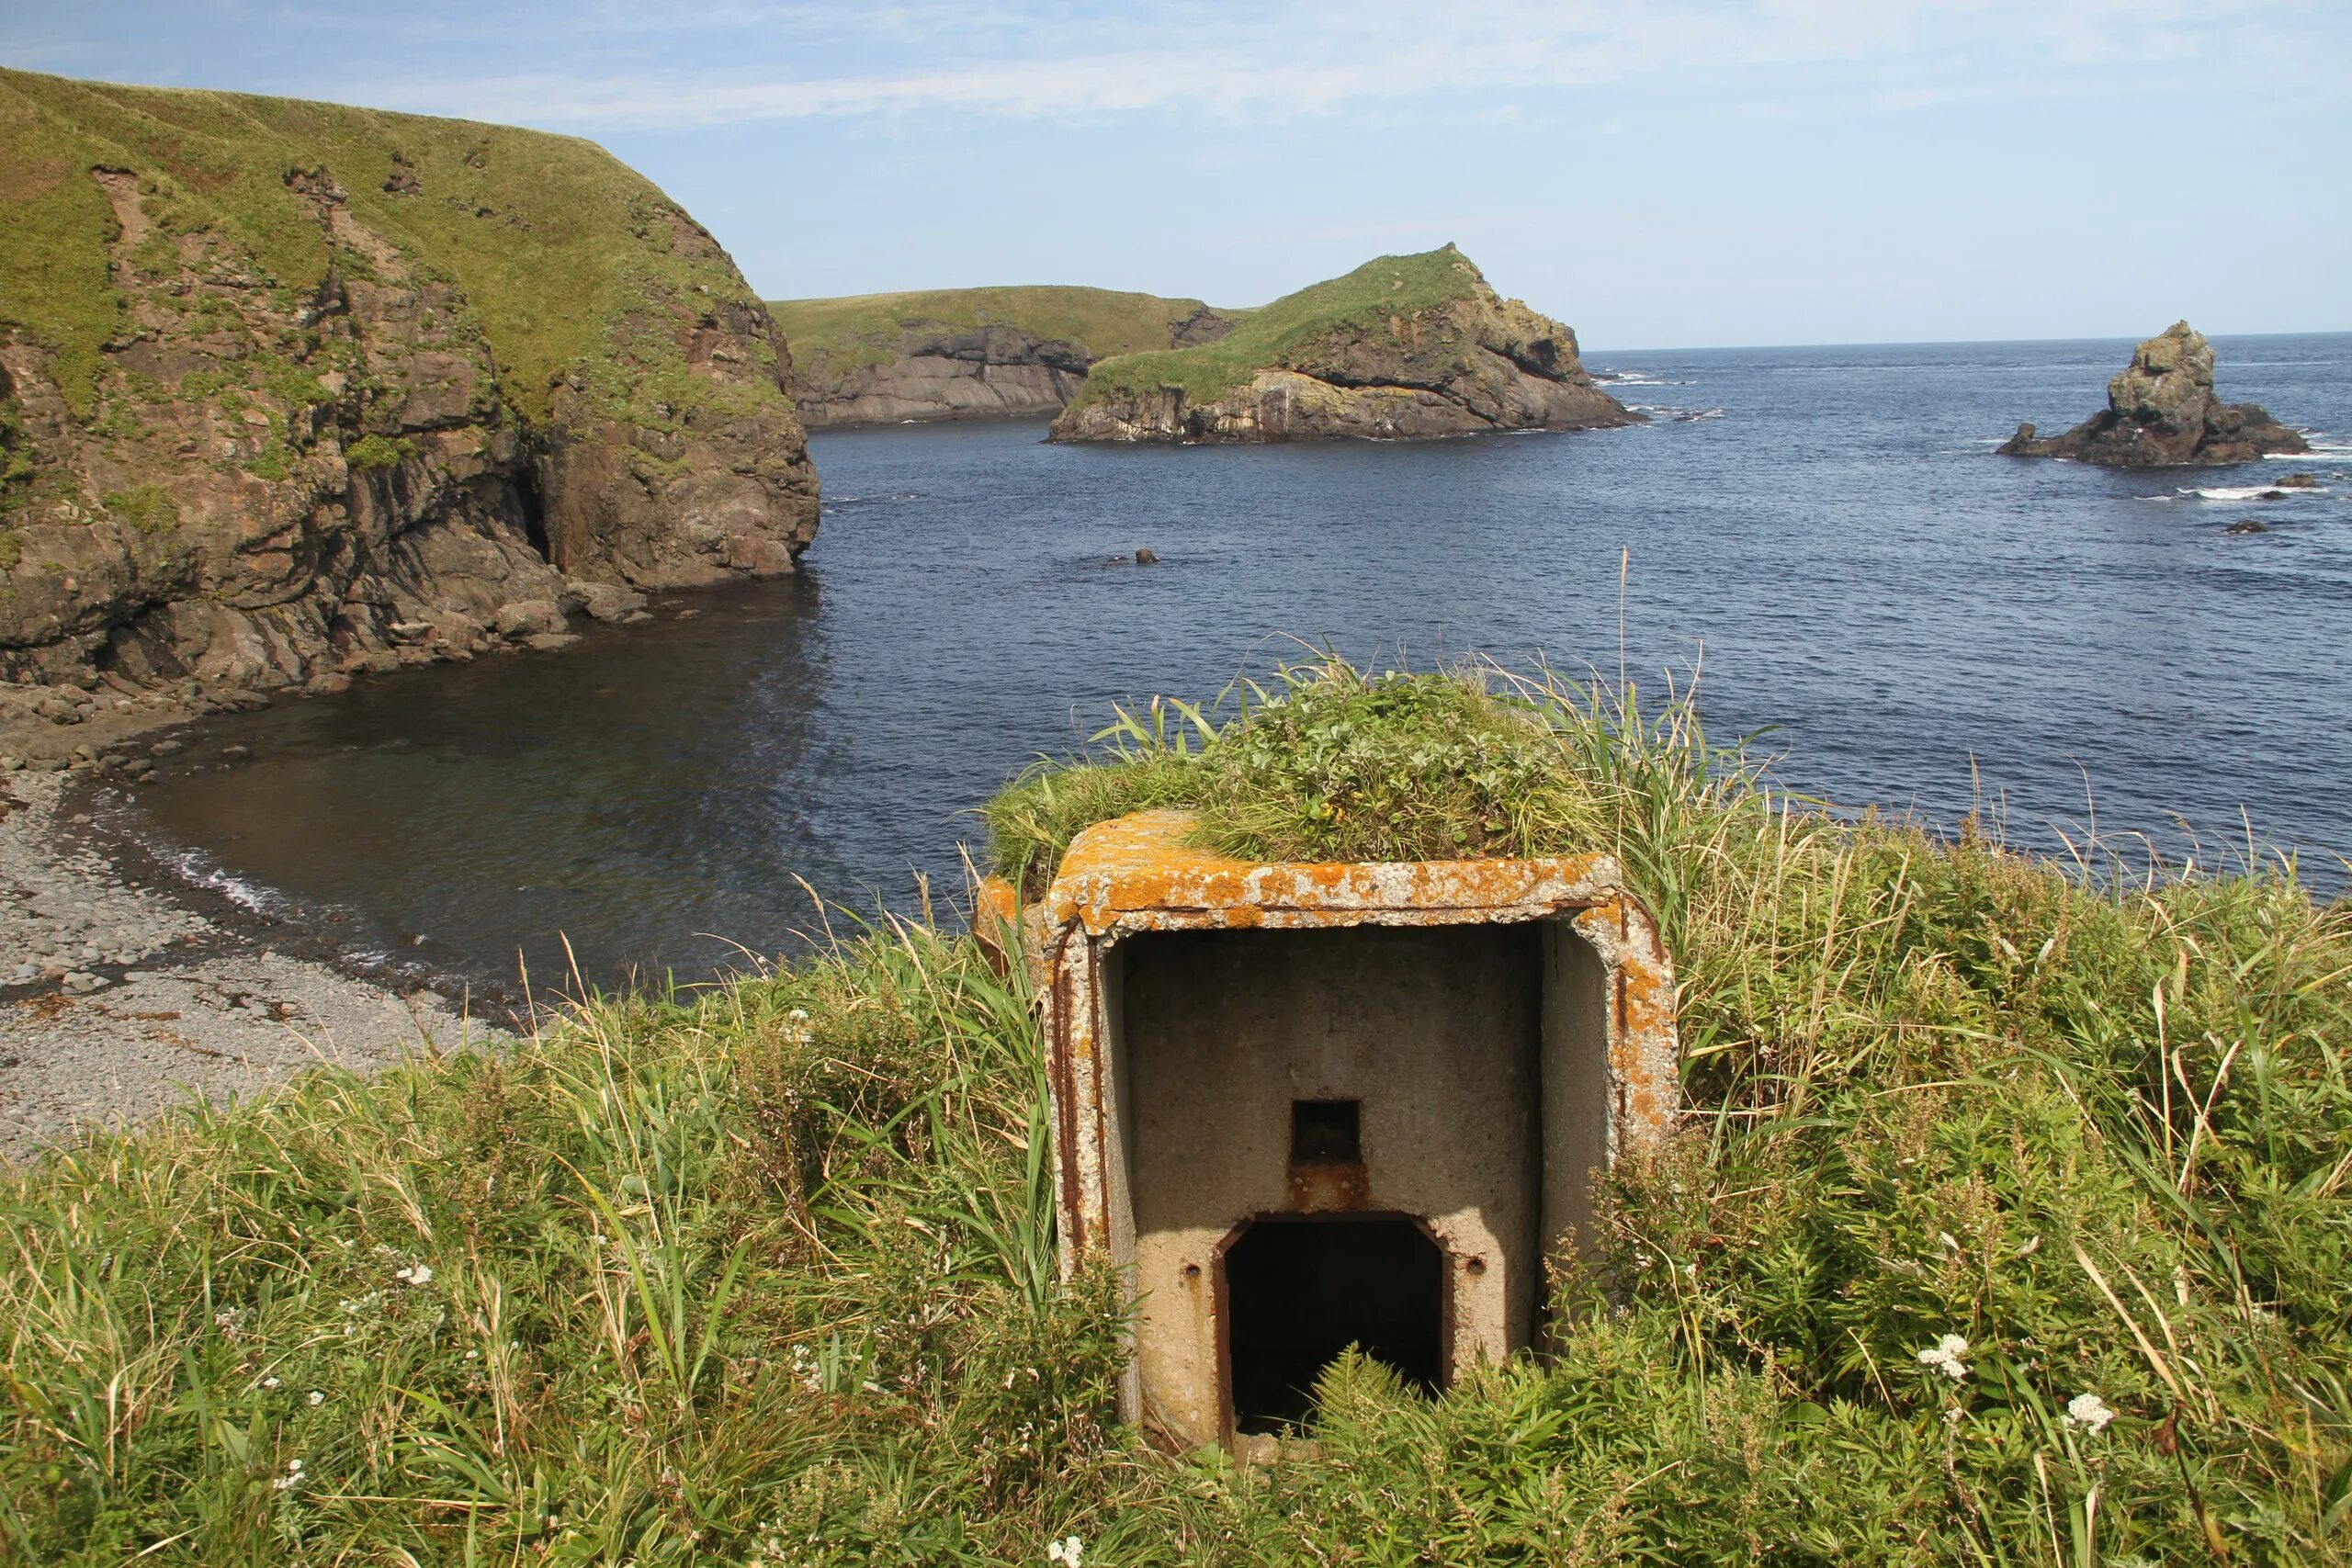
[769,287,1235,428]
[1997,321,2308,467]
[0,69,818,708]
[1048,246,1634,445]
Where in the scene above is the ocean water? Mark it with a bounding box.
[125,333,2352,997]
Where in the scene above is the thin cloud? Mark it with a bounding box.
[357,0,2328,132]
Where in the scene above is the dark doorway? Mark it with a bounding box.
[1222,1216,1446,1434]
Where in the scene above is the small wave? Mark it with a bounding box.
[162,844,294,917]
[2177,484,2323,502]
[821,491,926,510]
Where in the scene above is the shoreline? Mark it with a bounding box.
[0,763,509,1165]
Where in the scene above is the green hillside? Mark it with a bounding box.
[0,66,772,425]
[3,659,2344,1561]
[1068,244,1490,408]
[768,285,1229,374]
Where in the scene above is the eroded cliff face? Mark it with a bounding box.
[789,323,1097,428]
[0,71,817,710]
[774,288,1238,429]
[1998,321,2308,467]
[1049,256,1633,445]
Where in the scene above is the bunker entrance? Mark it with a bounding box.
[1223,1216,1445,1434]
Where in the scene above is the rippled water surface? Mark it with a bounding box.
[131,334,2352,993]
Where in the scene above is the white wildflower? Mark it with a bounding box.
[1046,1536,1084,1566]
[393,1263,434,1288]
[261,1375,281,1390]
[1917,1333,1970,1381]
[2064,1393,2115,1433]
[270,1458,304,1493]
[308,1391,325,1406]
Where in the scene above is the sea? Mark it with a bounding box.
[120,333,2352,998]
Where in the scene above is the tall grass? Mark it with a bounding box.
[4,655,2347,1563]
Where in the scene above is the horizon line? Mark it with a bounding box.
[1575,326,2352,357]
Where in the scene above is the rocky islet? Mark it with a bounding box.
[1048,245,1636,445]
[1997,321,2309,466]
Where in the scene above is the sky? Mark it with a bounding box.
[5,1,2346,349]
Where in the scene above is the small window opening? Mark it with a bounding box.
[1290,1100,1361,1165]
[1224,1216,1444,1433]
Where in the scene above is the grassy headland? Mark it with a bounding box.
[0,66,773,431]
[3,659,2346,1562]
[768,286,1231,378]
[1065,245,1493,410]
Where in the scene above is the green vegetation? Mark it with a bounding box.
[342,433,414,470]
[5,657,2348,1562]
[0,66,771,428]
[101,482,178,535]
[1068,245,1489,408]
[0,532,18,571]
[767,286,1227,378]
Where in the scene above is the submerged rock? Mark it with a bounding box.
[2224,518,2270,534]
[1997,322,2307,467]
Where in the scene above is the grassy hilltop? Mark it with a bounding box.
[768,286,1241,427]
[1066,245,1493,409]
[0,66,773,431]
[769,286,1231,377]
[2,659,2347,1562]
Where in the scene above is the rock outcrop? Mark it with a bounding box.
[769,288,1237,429]
[1048,246,1634,445]
[1997,321,2307,467]
[0,69,818,704]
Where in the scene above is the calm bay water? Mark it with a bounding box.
[128,334,2352,996]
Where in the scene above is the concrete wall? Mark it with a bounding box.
[1540,921,1611,1276]
[1117,921,1580,1449]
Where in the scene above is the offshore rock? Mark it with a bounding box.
[0,68,818,707]
[1049,246,1634,445]
[1997,321,2307,466]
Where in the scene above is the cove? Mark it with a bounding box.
[122,335,2352,998]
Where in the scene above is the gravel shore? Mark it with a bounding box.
[1,768,499,1163]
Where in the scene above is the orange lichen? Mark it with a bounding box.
[1044,810,1623,934]
[1026,811,1681,1270]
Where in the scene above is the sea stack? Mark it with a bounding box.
[1997,321,2307,466]
[1048,245,1635,445]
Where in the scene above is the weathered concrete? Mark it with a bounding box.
[1020,810,1679,1452]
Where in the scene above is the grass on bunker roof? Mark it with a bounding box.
[2,655,2348,1563]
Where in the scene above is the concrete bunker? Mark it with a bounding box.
[1023,810,1678,1453]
